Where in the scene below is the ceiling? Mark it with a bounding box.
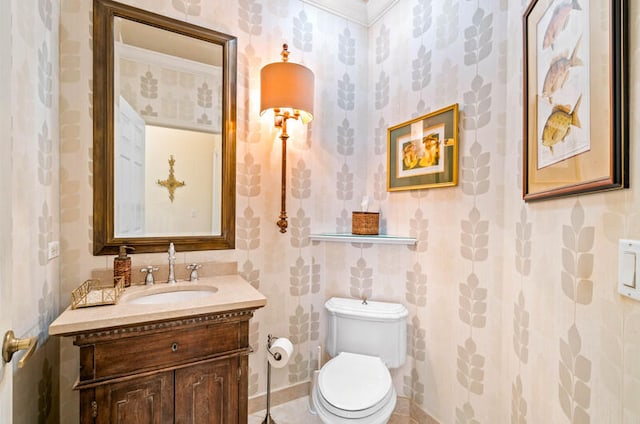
[115,17,222,66]
[300,0,398,26]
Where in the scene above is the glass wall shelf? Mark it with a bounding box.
[309,233,416,245]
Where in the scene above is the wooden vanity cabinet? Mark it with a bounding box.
[87,371,175,423]
[73,309,256,424]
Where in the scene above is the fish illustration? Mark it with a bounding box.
[541,95,582,154]
[541,35,583,103]
[543,0,581,50]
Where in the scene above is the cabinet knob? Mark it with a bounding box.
[171,342,178,352]
[91,400,98,418]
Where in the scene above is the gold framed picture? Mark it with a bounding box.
[387,104,459,192]
[522,0,628,201]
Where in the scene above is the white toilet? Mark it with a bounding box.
[312,297,408,424]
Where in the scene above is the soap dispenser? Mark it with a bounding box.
[114,246,134,287]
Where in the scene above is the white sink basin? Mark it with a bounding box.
[126,286,218,305]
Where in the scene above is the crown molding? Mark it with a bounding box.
[300,0,398,27]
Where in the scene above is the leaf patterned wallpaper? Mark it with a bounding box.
[116,44,222,132]
[7,1,61,423]
[48,1,640,424]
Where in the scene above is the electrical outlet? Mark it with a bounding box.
[47,241,60,260]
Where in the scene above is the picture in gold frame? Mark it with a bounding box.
[387,104,459,192]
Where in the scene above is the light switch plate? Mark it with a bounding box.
[618,239,640,301]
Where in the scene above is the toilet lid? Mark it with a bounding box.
[318,352,392,413]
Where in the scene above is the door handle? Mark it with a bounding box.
[2,330,38,368]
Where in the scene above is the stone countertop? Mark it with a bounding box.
[49,274,266,336]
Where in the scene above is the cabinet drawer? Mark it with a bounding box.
[90,322,242,380]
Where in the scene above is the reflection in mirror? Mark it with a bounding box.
[115,123,222,237]
[113,17,222,237]
[94,0,236,254]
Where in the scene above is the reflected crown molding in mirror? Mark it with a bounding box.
[93,0,237,254]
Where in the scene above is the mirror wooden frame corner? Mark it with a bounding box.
[93,0,236,255]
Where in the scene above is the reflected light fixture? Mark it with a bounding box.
[260,43,314,234]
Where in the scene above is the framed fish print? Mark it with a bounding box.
[387,104,458,192]
[522,0,628,201]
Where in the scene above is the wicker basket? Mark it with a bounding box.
[71,276,125,309]
[352,212,379,235]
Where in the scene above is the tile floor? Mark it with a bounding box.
[248,395,418,424]
[248,396,321,424]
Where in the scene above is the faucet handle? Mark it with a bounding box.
[186,263,202,281]
[140,266,159,285]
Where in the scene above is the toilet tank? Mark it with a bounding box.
[325,297,408,368]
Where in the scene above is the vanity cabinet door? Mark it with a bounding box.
[91,371,174,424]
[72,309,255,423]
[175,356,239,424]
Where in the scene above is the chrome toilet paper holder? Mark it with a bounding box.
[267,334,282,362]
[262,334,280,424]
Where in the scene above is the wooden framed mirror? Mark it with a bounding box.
[93,0,236,254]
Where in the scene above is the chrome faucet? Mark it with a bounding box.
[141,266,159,285]
[167,242,176,284]
[187,263,201,281]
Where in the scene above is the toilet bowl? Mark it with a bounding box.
[311,297,408,424]
[312,352,397,424]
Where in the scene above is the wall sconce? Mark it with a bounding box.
[260,44,314,233]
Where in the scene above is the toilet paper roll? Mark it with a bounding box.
[268,337,294,368]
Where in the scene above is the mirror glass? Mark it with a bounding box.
[113,17,222,237]
[94,0,236,254]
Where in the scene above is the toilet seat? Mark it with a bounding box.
[315,352,394,421]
